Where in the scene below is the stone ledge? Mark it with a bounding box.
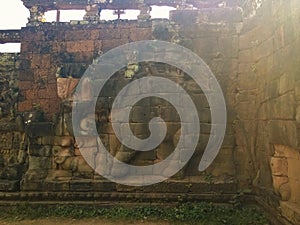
[0,191,250,205]
[0,30,21,44]
[20,176,237,193]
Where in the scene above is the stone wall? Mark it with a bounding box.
[0,30,21,44]
[0,53,26,191]
[16,10,240,194]
[170,7,242,181]
[18,21,153,117]
[0,0,299,223]
[236,0,300,223]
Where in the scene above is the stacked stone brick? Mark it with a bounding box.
[0,0,299,224]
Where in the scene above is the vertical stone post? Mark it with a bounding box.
[84,4,100,21]
[138,3,151,20]
[28,5,46,25]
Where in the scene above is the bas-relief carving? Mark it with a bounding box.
[57,78,79,101]
[0,132,27,181]
[48,66,195,180]
[47,145,94,180]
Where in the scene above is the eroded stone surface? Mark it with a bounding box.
[0,1,299,224]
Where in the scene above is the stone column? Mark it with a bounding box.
[28,5,46,25]
[84,4,100,21]
[138,4,151,20]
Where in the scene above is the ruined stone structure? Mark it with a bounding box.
[0,0,299,224]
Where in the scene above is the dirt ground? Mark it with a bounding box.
[0,218,171,225]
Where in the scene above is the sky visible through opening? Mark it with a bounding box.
[0,0,173,52]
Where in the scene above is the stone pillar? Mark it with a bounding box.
[28,5,46,25]
[84,4,100,21]
[138,4,151,20]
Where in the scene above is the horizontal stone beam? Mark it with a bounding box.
[21,0,222,11]
[0,30,21,44]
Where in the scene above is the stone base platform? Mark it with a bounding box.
[0,176,244,205]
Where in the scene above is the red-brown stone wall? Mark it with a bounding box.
[18,21,153,118]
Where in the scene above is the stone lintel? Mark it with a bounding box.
[0,30,21,44]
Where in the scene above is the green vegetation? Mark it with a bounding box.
[0,202,268,225]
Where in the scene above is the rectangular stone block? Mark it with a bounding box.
[54,136,73,147]
[129,28,152,42]
[296,105,300,123]
[128,123,150,137]
[222,135,235,148]
[21,180,46,191]
[268,120,298,149]
[93,180,116,192]
[75,136,98,148]
[99,28,121,39]
[28,145,52,157]
[45,181,70,191]
[37,87,55,99]
[25,88,38,100]
[46,100,61,115]
[189,180,237,194]
[238,49,253,63]
[289,178,300,203]
[273,25,285,51]
[295,80,300,101]
[197,8,242,23]
[267,92,295,119]
[264,79,279,100]
[30,54,51,69]
[192,37,219,57]
[49,41,66,52]
[66,40,94,53]
[280,201,300,225]
[19,69,34,81]
[18,81,32,91]
[18,100,33,111]
[199,108,211,123]
[169,10,198,26]
[218,35,239,58]
[70,180,93,192]
[134,150,156,161]
[21,29,44,42]
[28,156,51,171]
[287,158,300,180]
[65,30,93,41]
[256,55,274,76]
[236,101,256,120]
[185,80,203,94]
[252,37,274,61]
[239,24,273,50]
[129,106,151,123]
[270,157,288,176]
[25,122,54,137]
[0,180,20,191]
[279,73,295,95]
[102,38,128,52]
